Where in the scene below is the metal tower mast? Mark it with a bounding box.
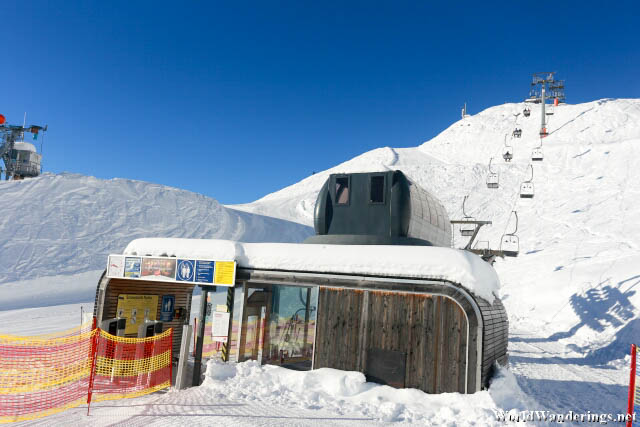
[0,115,47,180]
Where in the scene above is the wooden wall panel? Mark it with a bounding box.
[315,288,468,394]
[313,288,363,371]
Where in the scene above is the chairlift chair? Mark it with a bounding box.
[531,147,544,162]
[546,106,554,116]
[502,145,513,162]
[512,128,522,138]
[523,107,531,117]
[519,165,535,198]
[460,195,476,236]
[500,211,520,257]
[486,157,499,188]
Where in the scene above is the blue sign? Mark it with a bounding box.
[160,295,175,322]
[176,259,195,282]
[195,260,215,283]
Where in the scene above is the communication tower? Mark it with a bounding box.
[0,114,47,180]
[461,102,470,119]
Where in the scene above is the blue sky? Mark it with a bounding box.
[2,1,638,204]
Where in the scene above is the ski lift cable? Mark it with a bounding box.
[498,161,535,237]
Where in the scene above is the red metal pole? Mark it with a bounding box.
[627,344,637,427]
[87,317,99,416]
[169,328,174,387]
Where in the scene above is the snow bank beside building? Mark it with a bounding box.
[0,173,313,285]
[123,238,500,302]
[202,360,534,424]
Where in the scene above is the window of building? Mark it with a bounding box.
[370,175,385,203]
[335,177,349,205]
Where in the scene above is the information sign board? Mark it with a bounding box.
[195,260,214,284]
[176,259,195,282]
[160,295,175,322]
[211,311,230,342]
[124,257,141,278]
[106,255,236,287]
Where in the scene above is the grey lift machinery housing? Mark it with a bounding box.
[305,170,451,247]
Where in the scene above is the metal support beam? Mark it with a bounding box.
[192,287,210,386]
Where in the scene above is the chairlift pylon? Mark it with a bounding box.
[486,157,499,188]
[520,164,534,198]
[460,195,476,236]
[500,211,520,257]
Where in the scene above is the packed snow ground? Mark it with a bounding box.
[2,300,539,426]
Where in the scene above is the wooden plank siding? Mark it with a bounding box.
[314,288,468,394]
[100,278,195,356]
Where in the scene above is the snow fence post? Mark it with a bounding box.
[87,317,99,416]
[169,327,174,387]
[627,343,637,427]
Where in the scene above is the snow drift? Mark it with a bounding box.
[0,173,312,309]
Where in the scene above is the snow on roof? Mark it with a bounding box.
[13,142,37,152]
[123,238,500,302]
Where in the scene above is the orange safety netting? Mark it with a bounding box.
[0,321,172,423]
[90,328,173,403]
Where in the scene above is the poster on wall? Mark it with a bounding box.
[107,255,124,277]
[211,311,230,343]
[124,257,141,278]
[106,255,236,287]
[214,261,236,286]
[116,294,158,334]
[141,258,176,281]
[160,295,175,322]
[195,260,214,284]
[176,259,195,282]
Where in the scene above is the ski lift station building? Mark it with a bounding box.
[94,170,508,394]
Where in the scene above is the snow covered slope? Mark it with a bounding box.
[233,98,640,363]
[0,173,312,308]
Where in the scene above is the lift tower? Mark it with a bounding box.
[0,114,47,180]
[528,72,565,138]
